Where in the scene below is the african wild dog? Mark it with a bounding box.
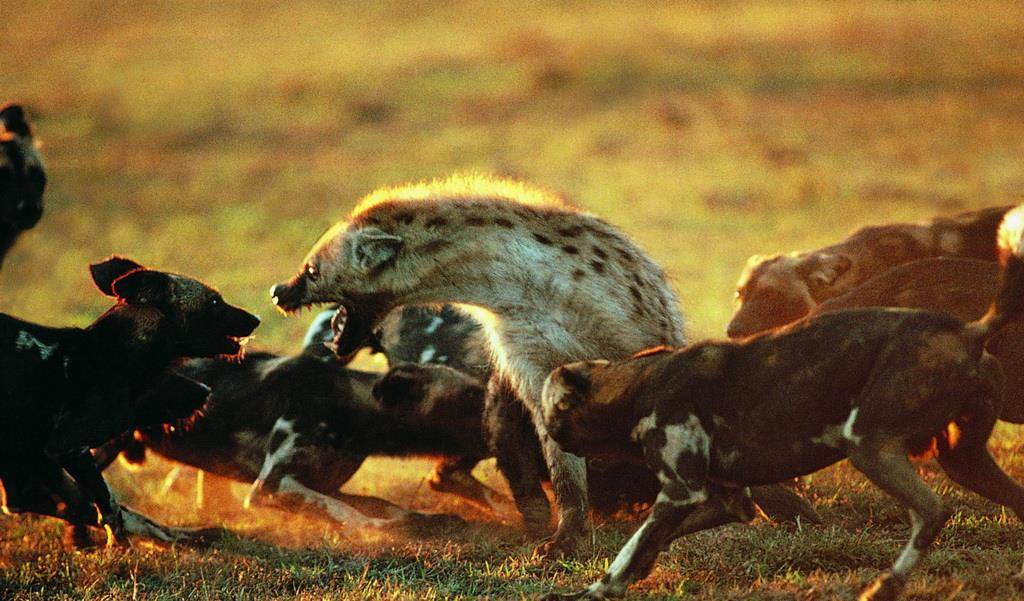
[95,305,508,532]
[0,256,259,548]
[538,206,1024,601]
[727,205,1010,337]
[269,174,688,554]
[811,257,1024,423]
[0,103,46,269]
[270,174,811,554]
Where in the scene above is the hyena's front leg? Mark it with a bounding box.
[533,409,589,557]
[485,376,552,534]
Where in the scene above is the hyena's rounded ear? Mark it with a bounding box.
[351,227,404,273]
[110,269,170,305]
[90,256,145,296]
[0,103,32,138]
[797,252,852,289]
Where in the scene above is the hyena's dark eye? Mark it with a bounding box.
[306,264,320,281]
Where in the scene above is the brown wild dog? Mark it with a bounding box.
[812,257,1024,423]
[269,174,689,555]
[727,205,1010,337]
[538,207,1024,600]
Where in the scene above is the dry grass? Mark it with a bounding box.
[3,0,1024,598]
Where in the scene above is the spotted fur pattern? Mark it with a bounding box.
[272,174,686,553]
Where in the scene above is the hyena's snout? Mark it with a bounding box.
[270,278,308,313]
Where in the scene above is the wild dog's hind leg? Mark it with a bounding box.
[848,440,950,601]
[935,363,1024,522]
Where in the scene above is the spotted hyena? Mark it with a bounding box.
[538,206,1024,600]
[727,205,1010,337]
[270,175,687,554]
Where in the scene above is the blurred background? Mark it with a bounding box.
[5,1,1024,343]
[3,2,1024,598]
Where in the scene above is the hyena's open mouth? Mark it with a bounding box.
[326,303,377,360]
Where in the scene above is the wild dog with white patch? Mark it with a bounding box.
[0,256,260,548]
[94,306,507,533]
[268,174,693,555]
[728,205,1010,338]
[0,103,46,270]
[538,207,1024,600]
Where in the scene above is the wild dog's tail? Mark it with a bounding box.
[968,205,1024,339]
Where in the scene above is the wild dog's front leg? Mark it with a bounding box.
[541,412,732,598]
[541,488,754,600]
[56,448,125,547]
[259,475,388,528]
[59,449,224,547]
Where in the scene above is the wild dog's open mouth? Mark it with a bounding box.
[219,335,252,357]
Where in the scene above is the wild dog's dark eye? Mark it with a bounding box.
[211,296,222,307]
[306,264,320,281]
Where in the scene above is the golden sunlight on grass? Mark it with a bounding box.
[3,0,1024,599]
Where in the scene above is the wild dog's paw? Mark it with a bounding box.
[63,524,100,550]
[858,572,904,601]
[396,511,467,536]
[168,526,230,548]
[537,590,599,601]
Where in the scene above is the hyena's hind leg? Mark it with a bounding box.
[848,440,950,601]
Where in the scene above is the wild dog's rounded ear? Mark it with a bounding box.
[90,256,146,296]
[555,362,599,400]
[111,269,170,305]
[797,252,851,289]
[350,227,404,274]
[0,103,32,138]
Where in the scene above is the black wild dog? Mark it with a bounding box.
[0,103,46,269]
[538,208,1024,600]
[0,256,259,547]
[811,257,1024,423]
[727,205,1010,337]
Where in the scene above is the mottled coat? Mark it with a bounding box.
[812,257,1024,423]
[539,206,1024,600]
